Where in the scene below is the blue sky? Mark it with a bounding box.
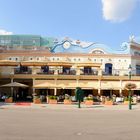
[0,0,140,49]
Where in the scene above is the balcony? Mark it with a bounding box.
[80,70,98,75]
[37,70,55,75]
[58,70,76,75]
[14,68,32,74]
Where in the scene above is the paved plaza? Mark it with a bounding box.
[0,103,140,140]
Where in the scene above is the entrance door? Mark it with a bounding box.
[105,63,112,75]
[16,88,29,101]
[84,67,92,75]
[63,67,70,74]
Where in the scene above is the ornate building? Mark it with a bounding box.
[0,36,140,101]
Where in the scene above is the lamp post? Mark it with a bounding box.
[128,64,132,110]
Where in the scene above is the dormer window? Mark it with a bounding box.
[92,50,104,54]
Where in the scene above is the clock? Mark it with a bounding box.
[63,42,70,49]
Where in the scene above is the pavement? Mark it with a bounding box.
[1,102,140,140]
[1,103,140,140]
[0,102,140,111]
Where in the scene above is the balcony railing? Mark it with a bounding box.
[37,70,54,75]
[12,68,140,77]
[58,70,76,75]
[80,70,98,75]
[14,68,32,74]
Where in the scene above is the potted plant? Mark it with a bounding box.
[48,95,57,104]
[64,94,72,105]
[123,97,129,105]
[33,96,41,104]
[104,97,113,105]
[84,95,94,105]
[5,96,13,103]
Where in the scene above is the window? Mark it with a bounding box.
[92,50,104,54]
[136,65,140,75]
[15,58,18,61]
[9,58,12,60]
[30,58,33,60]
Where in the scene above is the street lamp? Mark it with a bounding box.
[128,64,132,110]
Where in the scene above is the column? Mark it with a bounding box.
[76,79,79,87]
[98,68,102,76]
[54,67,58,75]
[54,88,57,96]
[76,67,80,75]
[11,78,14,100]
[98,80,101,95]
[119,80,122,96]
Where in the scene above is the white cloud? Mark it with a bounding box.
[102,0,138,22]
[0,29,13,35]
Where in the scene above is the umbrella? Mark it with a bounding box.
[0,82,29,102]
[0,82,28,88]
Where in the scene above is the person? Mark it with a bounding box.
[2,94,7,100]
[112,94,116,103]
[132,95,137,104]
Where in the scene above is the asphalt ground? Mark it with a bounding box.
[0,104,140,140]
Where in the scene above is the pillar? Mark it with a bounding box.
[54,88,57,96]
[11,78,14,97]
[119,80,122,96]
[98,88,101,96]
[32,78,35,94]
[54,67,58,75]
[98,68,102,76]
[76,67,80,75]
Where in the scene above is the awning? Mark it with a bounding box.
[0,60,19,66]
[76,63,101,67]
[0,82,29,88]
[100,81,121,90]
[20,61,73,66]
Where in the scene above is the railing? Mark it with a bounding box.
[12,67,140,76]
[58,70,76,75]
[37,70,55,75]
[80,70,98,75]
[14,68,32,74]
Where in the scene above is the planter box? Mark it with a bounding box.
[105,101,113,105]
[64,99,72,105]
[49,99,57,104]
[85,100,93,105]
[33,98,41,104]
[123,101,129,105]
[5,97,13,103]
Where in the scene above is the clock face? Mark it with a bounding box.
[63,42,70,49]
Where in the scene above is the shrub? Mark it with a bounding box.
[49,96,57,100]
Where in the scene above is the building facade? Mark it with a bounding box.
[0,36,140,101]
[0,35,54,50]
